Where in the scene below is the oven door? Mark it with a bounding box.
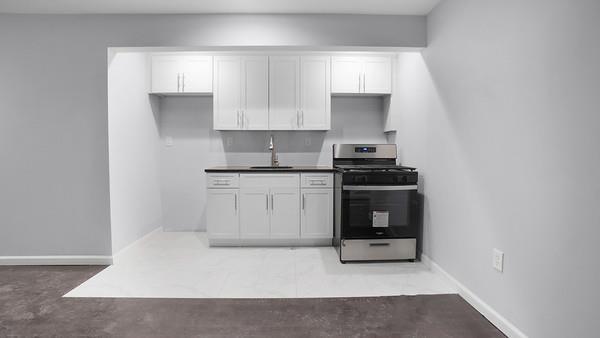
[341,185,419,239]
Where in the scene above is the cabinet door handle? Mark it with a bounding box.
[242,110,246,129]
[362,73,366,93]
[271,194,274,211]
[358,73,361,92]
[177,73,181,92]
[234,193,238,211]
[266,194,269,211]
[301,110,304,128]
[302,194,305,211]
[237,110,240,128]
[182,73,185,92]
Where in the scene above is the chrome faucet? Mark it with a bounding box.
[269,134,279,167]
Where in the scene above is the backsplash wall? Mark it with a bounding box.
[159,96,388,231]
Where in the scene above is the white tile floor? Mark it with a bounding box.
[65,230,456,299]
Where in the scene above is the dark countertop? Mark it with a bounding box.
[205,166,336,173]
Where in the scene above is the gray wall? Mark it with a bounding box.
[108,52,163,254]
[397,1,599,337]
[0,14,425,256]
[159,96,388,231]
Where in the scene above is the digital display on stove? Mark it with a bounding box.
[355,147,376,153]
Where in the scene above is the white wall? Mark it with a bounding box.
[108,52,163,254]
[389,1,600,337]
[159,96,387,231]
[0,13,425,256]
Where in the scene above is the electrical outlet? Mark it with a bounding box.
[165,136,174,147]
[493,249,504,272]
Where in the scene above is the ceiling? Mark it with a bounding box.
[0,0,441,15]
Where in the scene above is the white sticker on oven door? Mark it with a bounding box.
[372,211,389,228]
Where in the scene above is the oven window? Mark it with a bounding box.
[342,189,418,238]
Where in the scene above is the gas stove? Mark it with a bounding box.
[332,144,420,263]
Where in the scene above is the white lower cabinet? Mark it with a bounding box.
[207,189,239,240]
[239,187,271,239]
[206,172,332,246]
[270,187,300,239]
[301,189,333,239]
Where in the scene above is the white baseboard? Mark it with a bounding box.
[0,255,113,266]
[422,254,528,338]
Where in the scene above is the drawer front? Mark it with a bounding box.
[240,174,300,188]
[207,174,240,188]
[301,173,333,188]
[341,238,416,261]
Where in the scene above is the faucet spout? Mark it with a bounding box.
[269,134,279,167]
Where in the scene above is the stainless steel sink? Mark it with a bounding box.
[250,166,294,169]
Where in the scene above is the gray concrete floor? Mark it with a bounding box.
[0,266,505,337]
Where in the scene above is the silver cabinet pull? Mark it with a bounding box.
[234,193,238,211]
[182,73,185,92]
[271,194,274,211]
[266,194,269,211]
[242,110,246,129]
[358,73,361,92]
[177,73,181,92]
[301,110,304,128]
[369,243,391,247]
[237,110,240,128]
[302,194,305,211]
[363,73,366,93]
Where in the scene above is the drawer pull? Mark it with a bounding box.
[369,243,391,247]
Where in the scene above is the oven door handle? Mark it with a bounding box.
[343,185,418,191]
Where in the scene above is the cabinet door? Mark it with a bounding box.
[213,56,242,130]
[301,189,333,239]
[269,56,300,130]
[180,55,213,93]
[331,56,362,94]
[151,55,180,93]
[299,56,331,130]
[270,188,300,239]
[207,189,239,239]
[239,187,270,239]
[363,56,392,94]
[241,56,269,130]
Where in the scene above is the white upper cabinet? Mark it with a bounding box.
[213,56,269,130]
[269,56,301,130]
[213,56,242,130]
[331,55,392,95]
[151,54,212,94]
[151,55,180,94]
[214,56,269,130]
[363,56,392,94]
[179,55,213,93]
[330,56,363,94]
[299,56,331,130]
[269,55,331,130]
[241,56,269,130]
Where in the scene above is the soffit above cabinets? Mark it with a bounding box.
[0,0,441,15]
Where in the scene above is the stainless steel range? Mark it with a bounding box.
[333,144,420,263]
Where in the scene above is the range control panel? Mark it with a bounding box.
[354,147,377,153]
